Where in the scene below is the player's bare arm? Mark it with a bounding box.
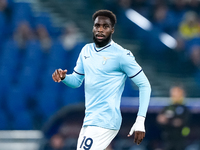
[52,69,67,82]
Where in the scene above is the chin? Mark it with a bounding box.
[93,35,111,48]
[96,39,104,43]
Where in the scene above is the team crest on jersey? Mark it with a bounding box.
[102,56,110,65]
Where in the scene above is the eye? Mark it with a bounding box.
[94,24,100,28]
[103,25,109,29]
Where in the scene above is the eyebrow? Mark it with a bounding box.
[94,23,111,26]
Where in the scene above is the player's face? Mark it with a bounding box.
[93,16,114,48]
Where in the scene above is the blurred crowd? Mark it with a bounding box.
[0,0,87,130]
[101,0,200,87]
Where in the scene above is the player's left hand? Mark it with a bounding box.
[127,116,145,145]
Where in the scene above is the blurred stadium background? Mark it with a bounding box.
[0,0,200,149]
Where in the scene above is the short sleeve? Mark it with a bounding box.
[74,49,84,75]
[120,50,142,78]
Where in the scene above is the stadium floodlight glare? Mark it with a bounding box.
[125,8,152,31]
[159,33,177,49]
[125,8,177,49]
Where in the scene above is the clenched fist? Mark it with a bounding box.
[52,69,67,83]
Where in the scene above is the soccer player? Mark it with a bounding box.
[52,10,151,150]
[156,85,190,150]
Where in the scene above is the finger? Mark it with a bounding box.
[137,132,145,145]
[55,69,61,82]
[128,132,133,138]
[128,126,135,137]
[134,131,139,144]
[137,132,143,145]
[52,71,59,82]
[59,69,67,80]
[56,69,62,82]
[142,132,145,138]
[58,69,66,80]
[63,70,67,77]
[52,72,57,82]
[128,130,133,137]
[57,69,62,82]
[59,69,66,79]
[58,68,63,74]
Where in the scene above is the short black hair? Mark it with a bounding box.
[92,10,117,27]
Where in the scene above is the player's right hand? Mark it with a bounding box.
[52,69,67,83]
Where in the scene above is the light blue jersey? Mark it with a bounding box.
[62,40,151,130]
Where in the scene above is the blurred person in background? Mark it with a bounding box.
[52,9,151,150]
[117,0,132,10]
[168,0,188,31]
[43,133,65,150]
[41,105,85,150]
[151,4,169,32]
[61,22,83,51]
[189,45,200,70]
[60,22,86,73]
[0,0,7,11]
[131,0,150,18]
[36,24,52,53]
[157,85,191,150]
[189,45,200,89]
[179,11,200,40]
[0,0,8,46]
[170,0,187,15]
[13,21,35,50]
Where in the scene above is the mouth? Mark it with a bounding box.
[96,34,105,40]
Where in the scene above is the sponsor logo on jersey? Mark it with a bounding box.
[84,56,90,59]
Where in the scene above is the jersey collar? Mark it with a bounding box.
[93,40,114,52]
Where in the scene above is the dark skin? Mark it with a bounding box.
[93,16,114,48]
[128,131,145,145]
[52,16,145,145]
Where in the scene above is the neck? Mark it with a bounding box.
[96,39,112,48]
[93,33,112,48]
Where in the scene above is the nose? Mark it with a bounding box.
[98,25,103,32]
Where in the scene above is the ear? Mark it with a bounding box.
[112,27,114,34]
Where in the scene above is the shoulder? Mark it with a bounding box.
[112,42,135,56]
[82,43,92,49]
[80,43,93,53]
[83,43,94,48]
[111,42,125,52]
